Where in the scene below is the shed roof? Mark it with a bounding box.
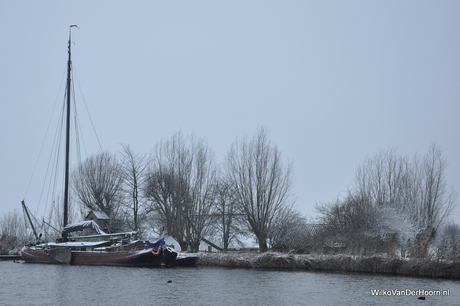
[86,210,109,220]
[201,238,223,251]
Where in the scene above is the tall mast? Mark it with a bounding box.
[63,25,77,240]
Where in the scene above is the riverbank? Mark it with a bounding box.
[196,252,460,279]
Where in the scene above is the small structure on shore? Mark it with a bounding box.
[200,238,223,252]
[85,211,110,233]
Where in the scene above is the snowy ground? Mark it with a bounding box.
[196,251,460,279]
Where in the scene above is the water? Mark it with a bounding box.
[1,261,459,306]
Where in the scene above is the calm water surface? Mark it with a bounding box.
[1,261,459,305]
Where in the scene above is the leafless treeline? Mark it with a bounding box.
[316,145,458,259]
[68,126,294,252]
[0,210,30,254]
[3,129,458,258]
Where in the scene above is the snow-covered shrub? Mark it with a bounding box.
[435,223,460,261]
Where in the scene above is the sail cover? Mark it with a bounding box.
[62,220,107,235]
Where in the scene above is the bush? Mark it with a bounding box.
[0,210,30,254]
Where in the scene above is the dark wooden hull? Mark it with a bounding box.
[71,249,165,266]
[21,246,71,264]
[21,246,177,267]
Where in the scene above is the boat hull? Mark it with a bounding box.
[21,246,177,267]
[71,249,163,266]
[21,246,71,264]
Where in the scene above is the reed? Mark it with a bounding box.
[197,252,460,279]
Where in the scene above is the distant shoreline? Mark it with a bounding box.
[5,251,458,279]
[196,252,460,279]
[0,255,21,261]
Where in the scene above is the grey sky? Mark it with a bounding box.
[1,1,459,222]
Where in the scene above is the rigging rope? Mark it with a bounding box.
[73,65,103,152]
[23,55,103,229]
[23,66,67,217]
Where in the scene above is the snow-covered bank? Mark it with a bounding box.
[197,252,460,279]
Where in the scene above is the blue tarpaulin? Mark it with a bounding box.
[145,238,165,249]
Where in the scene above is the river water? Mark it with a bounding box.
[1,261,459,306]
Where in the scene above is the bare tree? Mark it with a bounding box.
[144,132,217,251]
[316,193,383,255]
[119,144,148,237]
[212,176,247,251]
[418,144,456,230]
[270,209,310,253]
[436,222,460,261]
[71,151,124,231]
[317,145,456,257]
[410,144,456,257]
[0,210,30,254]
[186,139,218,251]
[145,166,189,249]
[226,127,294,252]
[144,132,192,251]
[353,148,412,207]
[354,145,455,230]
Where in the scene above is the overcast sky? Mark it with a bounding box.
[1,1,459,223]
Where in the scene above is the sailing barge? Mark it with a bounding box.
[21,26,178,267]
[21,217,177,266]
